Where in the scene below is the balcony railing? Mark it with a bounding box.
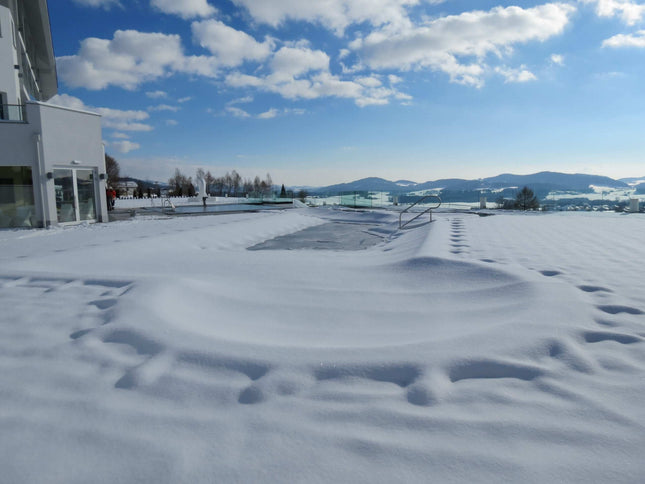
[0,104,26,122]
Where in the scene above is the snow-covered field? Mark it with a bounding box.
[1,207,644,483]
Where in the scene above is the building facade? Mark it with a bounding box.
[0,0,108,228]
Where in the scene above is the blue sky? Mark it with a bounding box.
[48,0,645,186]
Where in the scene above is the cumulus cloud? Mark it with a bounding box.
[192,19,273,66]
[495,65,538,83]
[49,94,153,132]
[581,0,645,25]
[602,29,645,46]
[350,4,575,87]
[257,108,279,119]
[225,43,411,106]
[151,0,216,19]
[550,53,565,65]
[110,140,141,154]
[232,0,418,35]
[57,30,217,90]
[269,44,330,81]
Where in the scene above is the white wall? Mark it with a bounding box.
[31,102,108,224]
[0,102,108,226]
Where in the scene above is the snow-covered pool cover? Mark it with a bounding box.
[1,207,644,483]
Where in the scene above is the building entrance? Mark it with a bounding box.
[54,168,97,223]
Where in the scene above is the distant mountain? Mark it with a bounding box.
[318,177,403,192]
[620,177,645,186]
[312,171,628,194]
[482,172,626,191]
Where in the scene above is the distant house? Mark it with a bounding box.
[0,0,108,228]
[115,180,138,198]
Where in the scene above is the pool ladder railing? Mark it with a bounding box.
[162,198,176,212]
[399,195,441,229]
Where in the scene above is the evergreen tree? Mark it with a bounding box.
[515,186,540,210]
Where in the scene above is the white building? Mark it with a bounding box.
[0,0,108,228]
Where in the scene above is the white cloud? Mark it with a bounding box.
[550,53,565,65]
[351,4,575,87]
[71,0,121,8]
[148,104,180,112]
[270,45,329,81]
[177,96,193,103]
[146,90,167,99]
[112,132,130,139]
[192,19,273,66]
[57,30,217,91]
[166,120,179,126]
[602,29,645,46]
[49,94,153,132]
[226,43,410,106]
[226,106,252,118]
[110,140,141,154]
[228,96,254,105]
[257,108,279,119]
[232,0,418,35]
[151,0,216,19]
[495,65,538,83]
[581,0,645,25]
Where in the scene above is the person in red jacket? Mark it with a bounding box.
[106,187,116,211]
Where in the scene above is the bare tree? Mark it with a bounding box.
[231,170,241,197]
[105,154,120,188]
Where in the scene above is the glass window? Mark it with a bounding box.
[0,166,35,228]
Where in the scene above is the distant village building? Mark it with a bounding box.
[0,0,108,228]
[115,181,138,198]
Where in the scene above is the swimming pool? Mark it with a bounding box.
[142,202,293,215]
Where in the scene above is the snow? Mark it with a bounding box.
[1,207,644,483]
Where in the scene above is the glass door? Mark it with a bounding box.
[76,169,96,221]
[54,168,98,223]
[54,169,76,223]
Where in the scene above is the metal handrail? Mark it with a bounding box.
[399,195,441,229]
[162,198,176,212]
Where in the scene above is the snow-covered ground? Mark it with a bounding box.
[1,207,644,483]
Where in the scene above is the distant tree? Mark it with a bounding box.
[280,184,287,198]
[169,168,190,196]
[515,186,540,210]
[265,173,273,194]
[495,195,515,210]
[242,177,253,196]
[253,176,262,195]
[211,176,224,196]
[231,170,241,196]
[297,189,308,203]
[105,154,120,187]
[221,172,230,196]
[185,177,196,197]
[205,171,215,193]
